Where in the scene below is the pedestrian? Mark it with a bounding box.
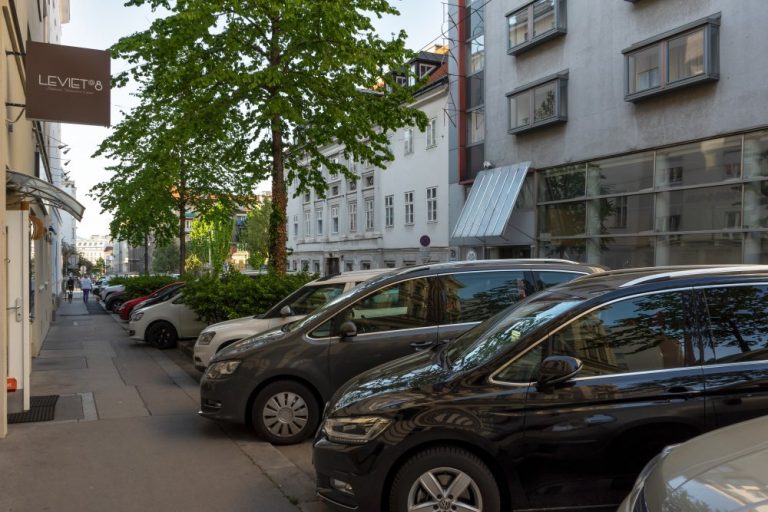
[80,275,93,303]
[66,274,75,303]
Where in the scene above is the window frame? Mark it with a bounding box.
[404,128,414,155]
[404,191,415,226]
[506,0,567,56]
[426,118,437,149]
[304,210,311,237]
[330,205,340,234]
[348,202,357,232]
[623,13,720,102]
[507,71,568,135]
[365,198,375,231]
[427,187,438,223]
[316,209,324,236]
[385,194,394,228]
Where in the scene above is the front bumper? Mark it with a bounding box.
[313,434,389,511]
[193,344,214,372]
[198,369,252,424]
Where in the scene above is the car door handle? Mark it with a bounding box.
[410,340,436,350]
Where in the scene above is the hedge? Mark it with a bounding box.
[104,276,179,300]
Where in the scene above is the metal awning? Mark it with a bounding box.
[451,162,530,244]
[6,170,85,221]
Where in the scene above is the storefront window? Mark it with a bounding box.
[587,195,653,235]
[657,233,742,265]
[655,185,742,232]
[539,165,586,201]
[587,153,654,195]
[588,236,654,270]
[744,232,768,264]
[539,202,586,237]
[539,239,586,262]
[655,136,742,188]
[744,130,768,179]
[743,180,768,229]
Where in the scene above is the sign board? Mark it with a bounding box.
[25,41,111,126]
[419,235,431,247]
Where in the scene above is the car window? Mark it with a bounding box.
[326,277,438,336]
[534,270,585,290]
[539,291,697,378]
[441,271,534,324]
[285,284,345,315]
[702,284,768,364]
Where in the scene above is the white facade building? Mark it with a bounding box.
[287,52,452,275]
[76,235,111,266]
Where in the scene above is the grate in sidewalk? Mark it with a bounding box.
[8,395,59,424]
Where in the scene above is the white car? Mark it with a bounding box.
[193,270,386,371]
[129,290,207,349]
[619,415,768,512]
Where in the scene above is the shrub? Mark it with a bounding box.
[182,270,316,324]
[105,275,178,299]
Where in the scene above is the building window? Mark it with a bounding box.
[301,259,309,271]
[404,128,414,155]
[404,191,414,225]
[384,260,397,268]
[507,0,566,56]
[385,195,394,228]
[395,75,408,87]
[348,202,357,232]
[418,63,436,77]
[316,209,323,236]
[363,172,374,189]
[293,215,298,238]
[508,71,568,135]
[292,260,297,271]
[365,198,375,231]
[348,178,357,192]
[331,206,339,234]
[623,14,720,102]
[467,109,485,145]
[304,211,311,237]
[427,187,437,222]
[345,261,354,271]
[361,261,372,270]
[313,261,320,273]
[467,35,484,75]
[330,183,340,197]
[303,190,311,203]
[426,118,437,148]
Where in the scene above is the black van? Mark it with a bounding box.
[313,265,768,511]
[199,259,601,444]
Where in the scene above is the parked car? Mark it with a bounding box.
[200,259,602,445]
[118,282,184,321]
[194,270,387,371]
[104,291,127,313]
[93,277,110,297]
[312,265,768,512]
[100,283,125,303]
[128,289,207,349]
[619,414,768,512]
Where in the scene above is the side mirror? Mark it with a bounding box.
[537,355,583,387]
[338,320,358,339]
[279,305,293,317]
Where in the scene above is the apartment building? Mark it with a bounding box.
[449,0,768,268]
[286,51,452,274]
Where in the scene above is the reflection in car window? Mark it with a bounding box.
[535,271,585,290]
[442,271,534,324]
[286,284,345,315]
[703,285,768,363]
[447,292,585,370]
[331,277,438,335]
[541,291,696,377]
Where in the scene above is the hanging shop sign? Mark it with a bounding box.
[25,41,111,126]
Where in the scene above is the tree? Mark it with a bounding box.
[114,0,427,273]
[152,242,180,274]
[94,257,107,276]
[187,206,234,274]
[241,199,272,269]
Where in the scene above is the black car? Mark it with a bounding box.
[199,259,602,444]
[313,265,768,512]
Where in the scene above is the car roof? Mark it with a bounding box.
[373,258,605,281]
[311,269,389,285]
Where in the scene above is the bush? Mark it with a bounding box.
[106,276,179,299]
[182,270,316,324]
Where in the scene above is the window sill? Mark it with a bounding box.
[625,73,719,102]
[507,28,566,56]
[508,116,567,135]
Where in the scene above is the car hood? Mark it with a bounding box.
[648,416,768,511]
[212,327,287,361]
[202,315,273,334]
[327,349,453,417]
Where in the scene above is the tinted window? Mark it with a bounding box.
[332,277,438,335]
[285,284,345,315]
[534,270,584,290]
[442,271,534,324]
[536,291,696,378]
[702,284,768,363]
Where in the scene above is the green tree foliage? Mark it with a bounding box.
[114,0,427,274]
[94,257,107,276]
[182,270,315,324]
[152,242,180,273]
[187,206,233,274]
[241,199,272,269]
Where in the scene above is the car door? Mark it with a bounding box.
[518,289,705,509]
[437,270,536,342]
[325,276,440,391]
[699,283,768,428]
[171,295,208,338]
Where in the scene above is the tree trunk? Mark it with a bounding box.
[267,15,286,275]
[178,160,187,275]
[143,234,150,275]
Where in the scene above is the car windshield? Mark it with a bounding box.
[446,291,585,371]
[284,272,397,332]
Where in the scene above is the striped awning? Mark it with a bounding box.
[451,162,530,243]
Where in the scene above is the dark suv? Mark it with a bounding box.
[313,265,768,512]
[199,259,601,444]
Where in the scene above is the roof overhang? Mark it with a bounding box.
[451,162,531,245]
[6,169,85,221]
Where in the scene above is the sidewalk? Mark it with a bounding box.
[0,292,327,512]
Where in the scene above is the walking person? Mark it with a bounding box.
[80,275,93,303]
[66,274,75,303]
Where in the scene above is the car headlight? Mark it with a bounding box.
[131,311,144,321]
[205,360,241,379]
[197,331,216,346]
[323,416,392,444]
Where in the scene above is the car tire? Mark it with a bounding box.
[146,321,178,349]
[107,298,124,313]
[251,381,319,445]
[389,447,500,512]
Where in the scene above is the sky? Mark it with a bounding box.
[61,0,449,238]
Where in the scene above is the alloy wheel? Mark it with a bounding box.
[407,467,483,512]
[261,391,309,439]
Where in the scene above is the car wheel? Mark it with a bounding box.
[108,298,124,313]
[251,381,319,445]
[389,447,500,512]
[146,321,178,349]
